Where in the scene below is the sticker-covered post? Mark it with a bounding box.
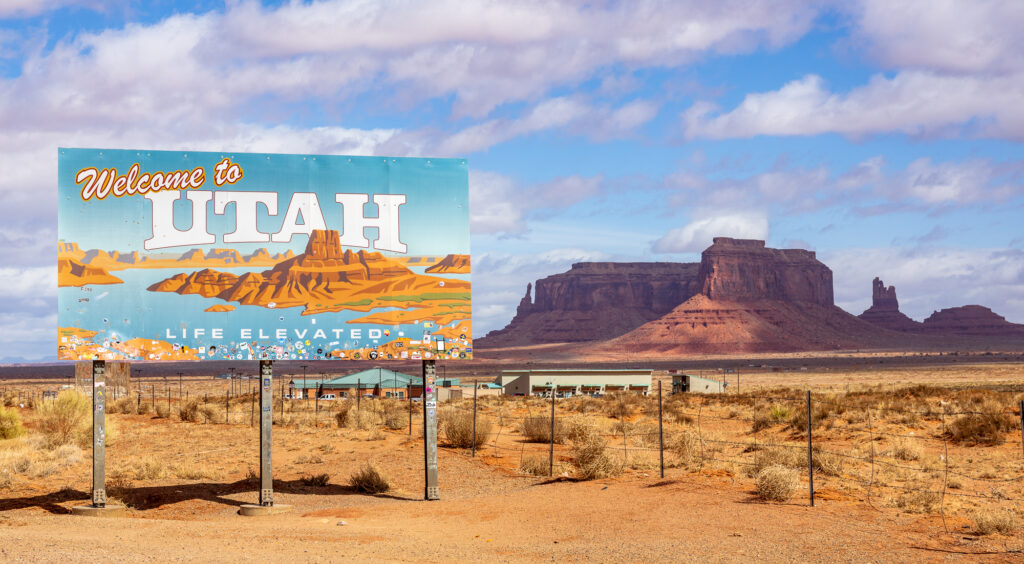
[71,360,124,516]
[423,359,439,500]
[91,360,107,506]
[239,360,290,515]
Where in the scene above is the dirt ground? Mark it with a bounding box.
[2,360,1024,562]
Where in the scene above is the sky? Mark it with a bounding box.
[1,0,1022,361]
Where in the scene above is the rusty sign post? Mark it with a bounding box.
[423,359,440,500]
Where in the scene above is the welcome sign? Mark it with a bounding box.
[58,149,471,362]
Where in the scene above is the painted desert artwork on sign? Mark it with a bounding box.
[57,149,472,362]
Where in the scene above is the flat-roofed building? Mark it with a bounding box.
[288,368,458,399]
[498,368,652,397]
[671,373,726,394]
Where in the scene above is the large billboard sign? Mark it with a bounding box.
[58,149,471,362]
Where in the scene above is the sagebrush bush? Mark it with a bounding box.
[756,465,798,501]
[890,438,922,461]
[573,434,616,480]
[895,490,940,514]
[383,410,408,430]
[350,462,390,494]
[335,402,353,427]
[300,473,330,487]
[439,408,492,448]
[670,429,700,467]
[520,416,565,444]
[178,400,201,422]
[0,406,26,439]
[947,412,1015,446]
[973,509,1019,535]
[35,390,89,447]
[519,456,550,476]
[750,444,804,476]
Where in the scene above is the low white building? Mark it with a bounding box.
[498,368,652,397]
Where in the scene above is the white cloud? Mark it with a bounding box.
[652,212,770,253]
[0,0,94,18]
[468,170,606,235]
[0,312,57,360]
[827,246,1024,324]
[851,0,1024,74]
[682,72,1024,140]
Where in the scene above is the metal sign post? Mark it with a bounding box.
[423,359,439,500]
[259,360,274,506]
[72,360,124,517]
[239,360,290,515]
[92,360,107,507]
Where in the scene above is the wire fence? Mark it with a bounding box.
[6,380,1024,534]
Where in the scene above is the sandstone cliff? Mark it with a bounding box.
[478,262,701,346]
[921,305,1024,336]
[857,277,922,331]
[699,238,832,306]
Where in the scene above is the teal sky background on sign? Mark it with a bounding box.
[58,149,470,256]
[2,1,1023,360]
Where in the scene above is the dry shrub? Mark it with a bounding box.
[605,393,641,419]
[564,416,600,444]
[895,490,940,514]
[178,400,201,422]
[106,469,134,499]
[107,397,137,415]
[812,447,844,477]
[572,434,617,480]
[670,429,700,468]
[132,457,166,480]
[334,402,353,427]
[383,410,408,430]
[439,408,492,448]
[347,409,378,431]
[756,465,799,501]
[350,462,390,494]
[300,473,330,487]
[154,403,171,419]
[136,401,152,415]
[947,412,1015,446]
[973,509,1019,535]
[519,455,551,476]
[34,390,89,447]
[520,416,565,444]
[890,438,922,461]
[364,426,385,441]
[0,406,26,439]
[751,412,773,432]
[751,444,804,476]
[769,404,793,421]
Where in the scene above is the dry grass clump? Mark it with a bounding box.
[334,402,353,427]
[350,462,390,494]
[439,408,493,448]
[894,489,941,514]
[107,397,137,415]
[170,463,221,481]
[131,457,166,480]
[382,401,409,430]
[0,406,26,439]
[178,400,201,422]
[604,393,642,419]
[669,429,700,468]
[296,453,324,464]
[154,403,171,419]
[755,465,799,501]
[564,416,600,444]
[34,390,89,447]
[890,438,922,461]
[106,469,134,499]
[811,447,844,477]
[972,509,1019,535]
[947,412,1015,446]
[520,416,565,444]
[572,434,617,480]
[519,455,551,476]
[347,409,379,431]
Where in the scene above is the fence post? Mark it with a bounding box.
[357,379,361,413]
[250,388,255,427]
[806,390,814,507]
[1019,400,1024,458]
[226,390,230,424]
[658,380,664,479]
[549,386,555,477]
[940,407,949,533]
[408,383,413,436]
[151,385,155,411]
[472,385,478,458]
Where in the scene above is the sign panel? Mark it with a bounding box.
[58,149,471,361]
